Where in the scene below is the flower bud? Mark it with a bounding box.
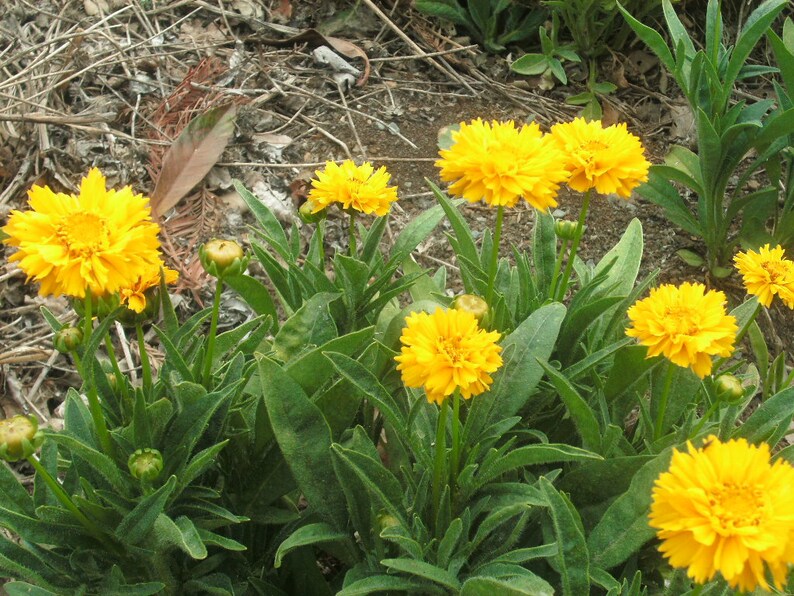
[128,448,164,482]
[554,220,578,241]
[375,511,401,534]
[0,415,44,462]
[715,374,745,405]
[298,201,326,224]
[199,239,247,278]
[453,294,489,322]
[53,325,83,353]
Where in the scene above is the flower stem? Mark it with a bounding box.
[202,279,224,388]
[82,292,93,349]
[86,383,113,456]
[136,324,152,396]
[450,391,461,501]
[432,400,448,531]
[654,363,676,441]
[28,455,107,544]
[104,332,130,404]
[348,211,358,258]
[556,189,591,302]
[691,399,720,438]
[485,206,504,308]
[549,237,570,301]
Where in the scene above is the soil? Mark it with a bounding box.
[0,0,791,423]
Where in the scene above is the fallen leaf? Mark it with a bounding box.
[150,103,238,218]
[258,28,370,86]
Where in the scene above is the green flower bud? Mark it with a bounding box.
[53,326,83,353]
[554,220,578,241]
[453,294,489,322]
[0,415,45,462]
[128,448,164,482]
[199,239,248,278]
[299,201,327,224]
[715,374,745,405]
[375,511,401,534]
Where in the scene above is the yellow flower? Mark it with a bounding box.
[549,117,650,197]
[2,168,163,299]
[394,308,503,405]
[308,160,398,216]
[734,244,794,309]
[650,436,794,592]
[120,262,179,313]
[435,119,569,210]
[625,282,736,378]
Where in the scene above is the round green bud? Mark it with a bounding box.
[199,239,247,278]
[375,511,401,534]
[0,415,44,462]
[53,326,83,353]
[128,448,164,482]
[715,374,745,405]
[453,294,489,322]
[554,220,579,241]
[298,201,327,224]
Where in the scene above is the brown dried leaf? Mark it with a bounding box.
[150,103,237,218]
[259,28,370,86]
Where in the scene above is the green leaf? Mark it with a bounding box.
[258,356,349,531]
[588,450,673,569]
[475,443,602,488]
[461,575,554,596]
[0,461,35,516]
[224,274,278,330]
[617,2,674,71]
[532,211,557,295]
[466,303,566,442]
[232,179,291,260]
[539,360,602,452]
[153,514,207,559]
[734,386,794,444]
[676,248,706,267]
[49,433,128,495]
[511,54,548,76]
[115,476,177,545]
[4,584,62,596]
[414,0,472,27]
[337,575,431,596]
[429,182,480,271]
[275,522,348,568]
[273,292,339,362]
[539,477,589,596]
[636,170,701,236]
[331,443,406,524]
[387,203,445,270]
[381,558,462,591]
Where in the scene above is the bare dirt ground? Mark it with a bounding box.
[0,0,791,424]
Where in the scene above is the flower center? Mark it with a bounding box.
[707,482,765,531]
[57,213,109,255]
[438,335,464,365]
[663,305,700,336]
[761,260,789,283]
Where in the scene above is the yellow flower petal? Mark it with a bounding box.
[435,119,569,210]
[549,117,650,198]
[650,436,794,592]
[734,244,794,309]
[625,282,737,378]
[2,168,163,299]
[394,308,503,404]
[308,160,398,216]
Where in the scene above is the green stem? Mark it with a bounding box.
[485,206,504,308]
[201,280,224,387]
[713,299,761,373]
[104,332,130,404]
[691,400,720,438]
[450,391,461,484]
[86,383,113,456]
[556,190,591,302]
[549,236,570,301]
[654,364,676,441]
[432,400,448,532]
[83,292,93,349]
[348,211,357,258]
[28,455,107,544]
[136,324,152,396]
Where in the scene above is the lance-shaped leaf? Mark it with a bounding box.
[151,103,237,217]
